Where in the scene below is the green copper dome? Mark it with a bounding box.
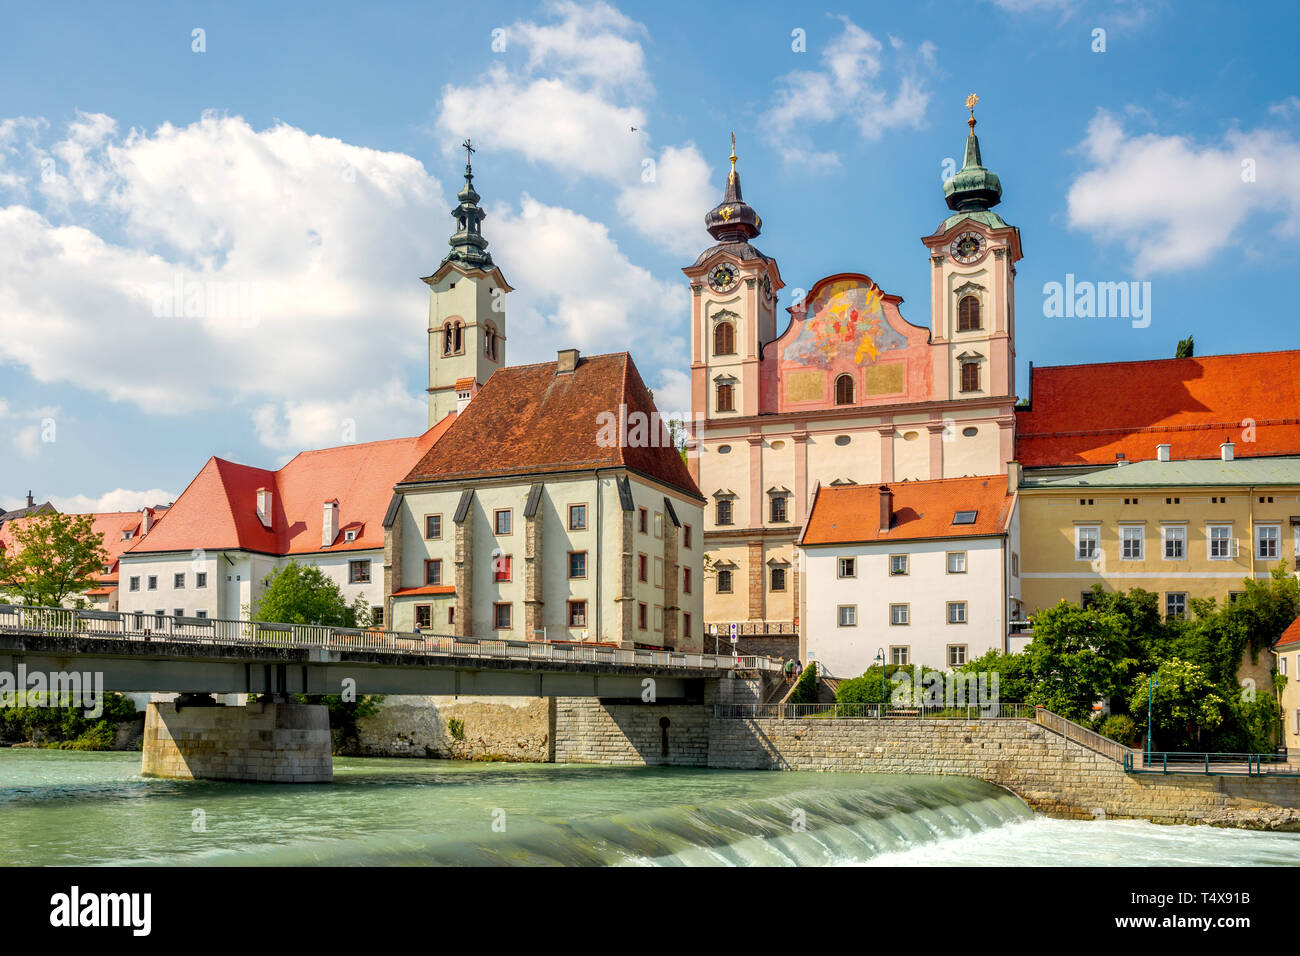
[943,117,1003,214]
[442,155,494,271]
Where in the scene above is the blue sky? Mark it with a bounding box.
[2,0,1299,512]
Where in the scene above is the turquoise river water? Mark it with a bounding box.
[3,749,1300,866]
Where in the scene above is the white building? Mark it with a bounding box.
[798,474,1019,677]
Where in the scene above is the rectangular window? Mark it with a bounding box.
[948,645,968,667]
[493,603,512,630]
[638,602,648,630]
[173,608,184,617]
[960,362,980,393]
[654,556,664,588]
[1208,525,1232,560]
[947,551,967,574]
[770,567,786,592]
[1011,553,1019,577]
[683,525,693,549]
[947,601,968,624]
[372,606,383,627]
[349,560,371,584]
[1120,526,1144,560]
[415,605,432,629]
[1075,526,1099,560]
[837,605,857,627]
[494,554,512,582]
[770,497,788,523]
[147,575,158,591]
[1166,592,1187,620]
[890,646,910,665]
[638,507,648,534]
[1163,525,1186,559]
[1258,525,1281,560]
[654,512,663,538]
[889,554,908,576]
[716,383,734,412]
[425,559,442,586]
[638,553,648,582]
[716,500,733,525]
[838,556,856,579]
[568,504,587,531]
[129,576,140,592]
[568,551,587,579]
[654,605,664,632]
[568,601,587,628]
[1281,655,1289,677]
[154,609,164,618]
[196,610,208,620]
[494,509,512,536]
[683,612,692,637]
[425,514,442,539]
[683,567,692,594]
[195,572,207,588]
[448,606,455,626]
[1228,590,1246,604]
[717,569,733,593]
[173,573,185,589]
[890,604,909,626]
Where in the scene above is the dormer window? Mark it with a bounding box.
[344,529,357,543]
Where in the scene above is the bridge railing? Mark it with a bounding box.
[0,603,781,672]
[715,702,1039,720]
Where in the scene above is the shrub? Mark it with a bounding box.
[1098,714,1138,746]
[790,664,819,704]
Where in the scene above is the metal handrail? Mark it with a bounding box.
[714,702,1039,720]
[1032,706,1137,765]
[0,603,782,672]
[1124,750,1299,776]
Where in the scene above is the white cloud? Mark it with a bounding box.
[1066,109,1300,273]
[614,144,716,255]
[252,380,427,454]
[650,367,692,421]
[12,424,41,459]
[0,112,443,440]
[764,18,935,167]
[52,488,178,513]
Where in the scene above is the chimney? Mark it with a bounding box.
[256,487,273,528]
[1007,461,1022,494]
[878,484,893,533]
[1156,444,1171,463]
[140,507,153,535]
[323,499,340,547]
[556,348,580,374]
[1220,441,1234,462]
[25,491,34,508]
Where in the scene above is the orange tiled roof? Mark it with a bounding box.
[800,475,1015,546]
[0,509,163,584]
[125,418,455,557]
[391,585,456,597]
[1276,616,1300,651]
[401,352,702,500]
[1017,350,1300,468]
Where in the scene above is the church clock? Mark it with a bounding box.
[950,231,984,264]
[708,261,739,293]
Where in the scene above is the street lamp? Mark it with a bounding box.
[1146,672,1159,761]
[875,648,886,715]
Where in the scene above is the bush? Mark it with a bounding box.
[790,664,819,704]
[1098,714,1138,746]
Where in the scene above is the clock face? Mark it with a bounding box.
[950,231,984,264]
[708,262,739,293]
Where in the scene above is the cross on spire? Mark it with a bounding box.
[462,138,476,166]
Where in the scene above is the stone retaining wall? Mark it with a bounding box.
[552,698,711,766]
[355,695,551,761]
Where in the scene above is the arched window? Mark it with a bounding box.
[442,322,454,356]
[452,321,463,354]
[484,323,498,361]
[714,321,735,356]
[958,295,982,332]
[834,374,855,406]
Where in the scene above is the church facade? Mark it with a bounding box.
[689,107,1020,631]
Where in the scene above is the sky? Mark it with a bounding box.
[2,0,1299,513]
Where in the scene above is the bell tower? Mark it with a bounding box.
[683,134,784,425]
[424,140,513,426]
[922,95,1022,402]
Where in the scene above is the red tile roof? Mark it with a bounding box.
[126,418,454,556]
[401,352,703,500]
[0,509,163,585]
[1017,350,1300,468]
[1276,615,1300,651]
[391,585,456,597]
[800,475,1015,546]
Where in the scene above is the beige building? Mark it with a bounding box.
[386,350,705,650]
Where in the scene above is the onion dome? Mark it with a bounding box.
[442,139,494,270]
[943,94,1003,213]
[704,133,763,243]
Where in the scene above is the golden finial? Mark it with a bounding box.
[966,93,979,131]
[728,131,737,184]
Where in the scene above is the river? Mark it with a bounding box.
[3,749,1299,866]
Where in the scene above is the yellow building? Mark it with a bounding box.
[1018,448,1300,619]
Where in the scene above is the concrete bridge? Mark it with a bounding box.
[0,604,778,783]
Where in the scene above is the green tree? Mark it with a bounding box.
[790,663,819,704]
[1128,658,1227,750]
[253,560,364,627]
[0,513,108,606]
[1175,334,1194,358]
[1023,598,1142,721]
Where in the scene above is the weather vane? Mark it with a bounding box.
[728,131,737,184]
[462,138,475,166]
[966,93,979,131]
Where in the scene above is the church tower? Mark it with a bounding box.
[423,142,513,426]
[922,95,1021,403]
[684,135,784,425]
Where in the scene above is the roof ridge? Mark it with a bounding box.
[1032,348,1300,374]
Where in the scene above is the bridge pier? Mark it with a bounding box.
[142,699,332,783]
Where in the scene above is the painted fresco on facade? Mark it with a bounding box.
[782,278,906,368]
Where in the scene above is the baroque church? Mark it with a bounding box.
[688,100,1020,631]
